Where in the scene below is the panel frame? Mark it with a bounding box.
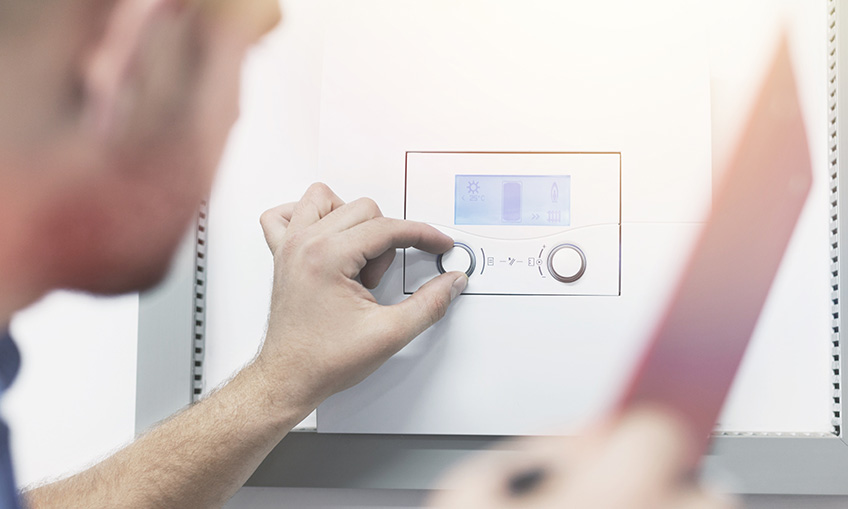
[136,0,848,494]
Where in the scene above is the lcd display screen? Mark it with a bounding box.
[455,175,571,226]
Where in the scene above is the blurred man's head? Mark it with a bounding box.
[0,0,280,302]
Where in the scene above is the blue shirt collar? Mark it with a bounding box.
[0,331,19,392]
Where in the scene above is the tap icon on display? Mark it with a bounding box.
[551,182,559,203]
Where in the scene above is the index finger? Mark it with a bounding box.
[287,183,346,233]
[341,218,453,269]
[259,202,297,252]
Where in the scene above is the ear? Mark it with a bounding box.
[198,0,283,42]
[82,0,186,138]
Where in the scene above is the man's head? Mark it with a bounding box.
[0,0,280,300]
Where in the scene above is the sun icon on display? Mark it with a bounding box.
[467,180,480,194]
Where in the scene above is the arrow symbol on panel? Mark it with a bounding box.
[531,213,540,220]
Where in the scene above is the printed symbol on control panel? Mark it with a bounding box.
[547,210,561,223]
[465,179,483,202]
[487,257,494,266]
[551,182,559,203]
[508,257,516,266]
[530,213,540,221]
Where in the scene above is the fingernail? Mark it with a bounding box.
[507,467,548,497]
[450,274,468,301]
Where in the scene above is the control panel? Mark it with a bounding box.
[403,152,620,296]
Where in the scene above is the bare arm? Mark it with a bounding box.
[24,184,467,508]
[23,361,306,509]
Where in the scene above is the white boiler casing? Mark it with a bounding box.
[315,0,712,435]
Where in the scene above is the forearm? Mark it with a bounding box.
[23,359,311,509]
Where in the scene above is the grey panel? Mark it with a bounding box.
[246,434,502,490]
[743,495,848,508]
[706,436,848,495]
[244,434,848,494]
[226,488,848,509]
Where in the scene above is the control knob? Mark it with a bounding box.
[547,244,586,283]
[437,242,476,278]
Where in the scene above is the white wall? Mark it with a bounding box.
[5,292,138,488]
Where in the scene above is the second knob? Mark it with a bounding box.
[547,244,586,283]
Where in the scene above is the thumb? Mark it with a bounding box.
[384,271,468,345]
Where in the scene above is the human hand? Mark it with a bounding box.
[254,183,468,414]
[429,408,736,509]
